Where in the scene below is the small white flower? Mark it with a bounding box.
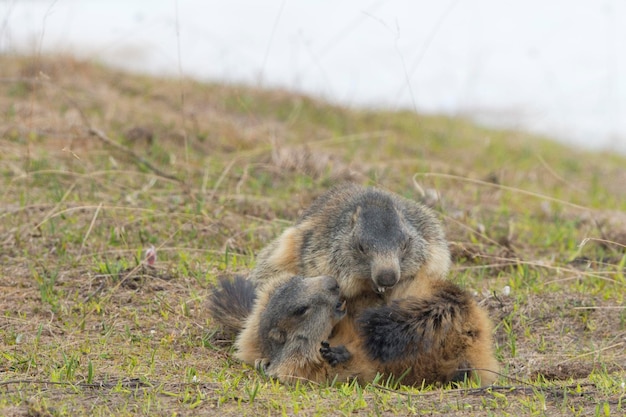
[502,285,511,296]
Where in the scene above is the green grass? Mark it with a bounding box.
[0,54,625,416]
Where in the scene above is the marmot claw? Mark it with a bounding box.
[320,341,352,366]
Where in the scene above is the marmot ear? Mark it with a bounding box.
[268,328,286,344]
[351,205,362,227]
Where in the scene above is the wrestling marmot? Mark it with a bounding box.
[248,183,499,386]
[209,274,378,384]
[209,273,493,385]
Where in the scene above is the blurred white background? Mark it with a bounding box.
[2,0,625,153]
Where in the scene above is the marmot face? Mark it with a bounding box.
[335,193,429,296]
[258,275,346,366]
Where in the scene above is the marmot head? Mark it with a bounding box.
[258,275,346,364]
[341,191,429,295]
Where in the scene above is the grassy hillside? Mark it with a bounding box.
[1,54,624,416]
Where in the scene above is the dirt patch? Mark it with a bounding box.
[532,362,608,381]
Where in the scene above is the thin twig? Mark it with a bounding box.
[0,378,221,392]
[413,172,591,211]
[83,281,106,304]
[33,182,76,234]
[236,164,250,195]
[88,127,181,183]
[372,368,594,399]
[78,201,102,258]
[28,70,184,184]
[209,157,237,201]
[556,342,625,366]
[579,237,626,250]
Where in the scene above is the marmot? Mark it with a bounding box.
[209,274,378,384]
[209,273,493,386]
[248,183,499,386]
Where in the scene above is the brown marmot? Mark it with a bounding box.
[248,183,499,386]
[209,274,378,384]
[209,273,494,386]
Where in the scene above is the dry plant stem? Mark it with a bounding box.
[32,182,77,234]
[78,201,102,258]
[35,74,185,184]
[413,172,591,211]
[88,127,181,183]
[372,368,599,399]
[535,153,576,188]
[209,157,238,201]
[579,237,626,250]
[555,342,625,366]
[0,378,222,391]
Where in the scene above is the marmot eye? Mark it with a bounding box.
[402,238,412,252]
[293,306,309,316]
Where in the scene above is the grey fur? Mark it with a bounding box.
[250,183,450,297]
[257,275,345,367]
[208,275,257,339]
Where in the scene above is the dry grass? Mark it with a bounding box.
[0,54,625,416]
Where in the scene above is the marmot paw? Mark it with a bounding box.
[320,341,352,366]
[254,358,270,374]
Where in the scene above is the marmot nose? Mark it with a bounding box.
[322,276,340,292]
[375,270,398,288]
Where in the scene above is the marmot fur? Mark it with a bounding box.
[209,274,378,384]
[248,183,499,386]
[209,273,494,386]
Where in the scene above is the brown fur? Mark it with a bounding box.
[352,279,499,385]
[234,273,378,384]
[249,184,499,386]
